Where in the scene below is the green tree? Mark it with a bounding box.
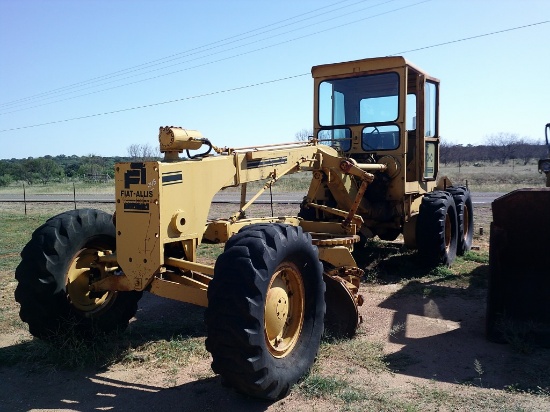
[78,154,110,182]
[0,174,13,187]
[19,158,64,184]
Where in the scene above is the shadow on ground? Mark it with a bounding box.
[351,240,550,393]
[0,294,274,411]
[373,263,550,392]
[0,367,272,412]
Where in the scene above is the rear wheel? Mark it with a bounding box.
[205,224,325,400]
[15,209,142,340]
[446,186,474,255]
[417,191,458,266]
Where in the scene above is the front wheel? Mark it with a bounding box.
[417,191,458,266]
[205,224,325,400]
[14,209,142,340]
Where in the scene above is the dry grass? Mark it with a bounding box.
[1,158,546,198]
[440,159,547,192]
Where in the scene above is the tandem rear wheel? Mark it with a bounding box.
[417,191,459,266]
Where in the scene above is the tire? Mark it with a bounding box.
[14,208,142,340]
[416,191,458,266]
[446,186,474,255]
[205,224,325,400]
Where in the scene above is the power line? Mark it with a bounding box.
[0,0,410,116]
[0,0,374,109]
[391,20,549,55]
[0,0,400,113]
[0,0,417,115]
[0,74,309,133]
[1,18,546,134]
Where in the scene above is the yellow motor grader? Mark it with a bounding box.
[15,56,472,400]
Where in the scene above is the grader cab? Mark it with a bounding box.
[304,56,473,265]
[15,56,472,400]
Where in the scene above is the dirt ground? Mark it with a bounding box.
[2,286,549,411]
[1,203,549,411]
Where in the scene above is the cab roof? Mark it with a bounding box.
[311,56,436,82]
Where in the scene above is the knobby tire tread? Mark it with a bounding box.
[15,208,142,340]
[417,191,458,266]
[205,223,325,400]
[446,186,474,255]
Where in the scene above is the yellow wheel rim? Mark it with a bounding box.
[66,247,114,314]
[264,262,305,358]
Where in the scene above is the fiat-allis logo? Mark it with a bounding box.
[124,163,147,188]
[121,163,153,200]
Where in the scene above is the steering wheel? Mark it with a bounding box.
[362,126,381,150]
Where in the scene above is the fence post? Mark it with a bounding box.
[73,182,77,210]
[23,183,27,216]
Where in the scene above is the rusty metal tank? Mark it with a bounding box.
[487,188,550,344]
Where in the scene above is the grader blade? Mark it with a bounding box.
[323,270,364,338]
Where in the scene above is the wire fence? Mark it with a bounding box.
[0,183,303,216]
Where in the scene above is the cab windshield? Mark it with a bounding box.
[318,72,399,126]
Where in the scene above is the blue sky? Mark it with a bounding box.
[1,0,549,159]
